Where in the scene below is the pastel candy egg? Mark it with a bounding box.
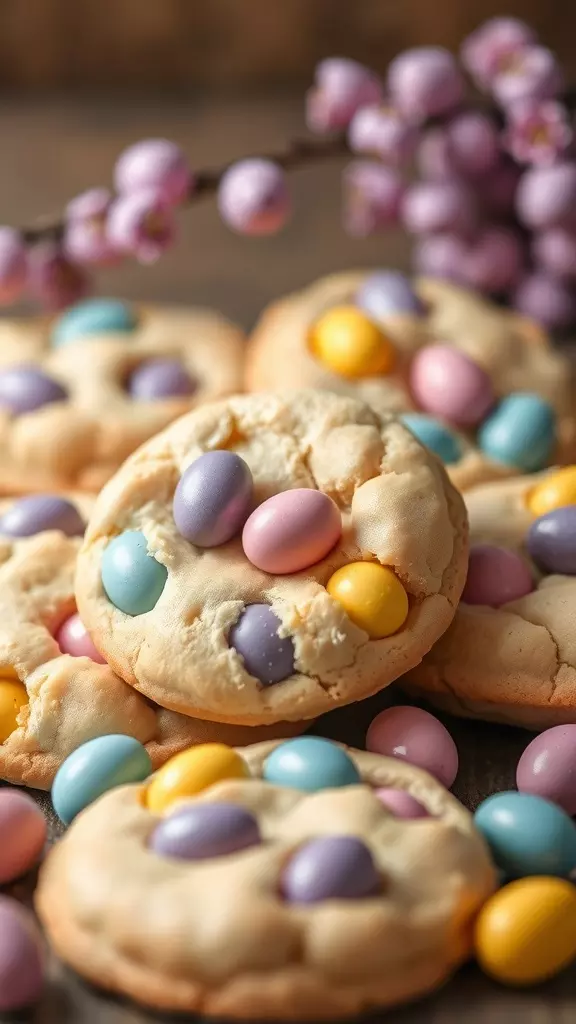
[0,897,44,1011]
[52,297,137,346]
[146,744,249,815]
[263,736,361,791]
[475,877,576,985]
[282,836,380,903]
[326,561,409,639]
[56,612,106,663]
[478,393,556,472]
[242,488,341,574]
[229,604,295,685]
[474,791,576,878]
[127,358,198,400]
[173,451,253,547]
[0,680,28,743]
[356,270,424,320]
[516,725,576,815]
[52,734,152,824]
[375,787,430,819]
[461,544,534,606]
[526,506,576,575]
[0,790,47,884]
[400,412,461,465]
[308,305,396,378]
[527,466,576,517]
[0,366,67,415]
[101,530,167,615]
[367,706,458,788]
[409,345,494,427]
[0,494,84,538]
[150,802,260,860]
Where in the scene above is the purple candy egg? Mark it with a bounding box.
[517,725,576,815]
[375,788,430,819]
[0,791,47,885]
[150,802,261,860]
[356,270,424,321]
[282,835,380,904]
[0,495,85,538]
[0,365,67,415]
[173,450,253,547]
[127,358,198,401]
[0,897,44,1011]
[526,506,576,576]
[229,603,295,685]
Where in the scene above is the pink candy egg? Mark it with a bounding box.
[367,705,459,788]
[409,344,495,427]
[517,725,576,815]
[56,612,106,663]
[242,488,341,574]
[0,896,44,1011]
[462,544,534,607]
[0,790,47,885]
[375,787,430,819]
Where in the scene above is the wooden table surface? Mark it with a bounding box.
[1,90,575,1022]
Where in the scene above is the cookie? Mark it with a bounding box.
[247,270,574,490]
[403,468,576,728]
[0,492,302,789]
[0,297,245,493]
[35,739,495,1018]
[75,389,468,725]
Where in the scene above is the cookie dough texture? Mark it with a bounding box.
[76,390,468,725]
[0,303,245,493]
[36,742,495,1019]
[404,473,576,728]
[247,272,574,490]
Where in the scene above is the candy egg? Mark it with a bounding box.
[0,897,44,1011]
[0,791,47,884]
[409,345,494,427]
[461,544,534,606]
[326,561,409,639]
[0,680,28,743]
[0,366,67,416]
[282,836,380,903]
[355,270,424,320]
[526,506,576,575]
[474,791,576,878]
[475,877,576,985]
[52,734,152,824]
[242,488,341,574]
[527,466,576,517]
[173,450,253,547]
[263,736,361,791]
[367,706,458,788]
[400,412,462,465]
[146,744,249,815]
[228,603,295,685]
[150,802,261,860]
[375,788,430,819]
[0,494,84,538]
[101,530,168,616]
[308,305,396,378]
[516,725,576,815]
[52,297,137,346]
[56,612,106,663]
[127,358,198,400]
[477,393,556,472]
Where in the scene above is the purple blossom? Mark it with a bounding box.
[491,46,563,108]
[342,161,404,236]
[347,103,417,167]
[306,58,382,133]
[107,188,176,263]
[64,188,121,266]
[503,100,573,165]
[461,18,536,87]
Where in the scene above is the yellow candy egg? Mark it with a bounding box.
[0,679,28,743]
[527,466,576,517]
[475,877,576,986]
[146,743,249,814]
[326,561,409,639]
[308,306,396,379]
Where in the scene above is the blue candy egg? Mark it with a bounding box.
[52,734,152,823]
[477,393,556,472]
[101,530,168,616]
[52,298,137,347]
[263,737,361,792]
[356,271,424,320]
[474,791,576,878]
[400,413,461,465]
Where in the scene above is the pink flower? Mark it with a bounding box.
[503,100,573,165]
[64,188,121,266]
[347,103,417,167]
[106,189,176,263]
[491,46,563,108]
[306,58,382,133]
[217,160,290,236]
[28,242,91,311]
[342,162,404,236]
[114,139,193,206]
[461,18,536,87]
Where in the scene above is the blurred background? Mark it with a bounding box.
[0,0,572,327]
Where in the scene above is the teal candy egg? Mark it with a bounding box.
[52,298,137,347]
[52,735,152,823]
[401,413,461,465]
[263,737,361,792]
[477,393,556,471]
[101,530,167,615]
[474,791,576,879]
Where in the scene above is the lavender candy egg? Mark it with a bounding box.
[173,451,253,547]
[150,802,261,860]
[0,897,44,1011]
[0,494,85,538]
[282,836,380,903]
[0,365,67,415]
[526,506,576,575]
[356,270,424,320]
[229,603,295,685]
[127,358,198,401]
[242,488,341,574]
[517,725,576,815]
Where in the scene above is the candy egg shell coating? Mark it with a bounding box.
[52,297,137,346]
[101,530,168,616]
[461,544,534,607]
[526,506,576,575]
[52,735,153,824]
[0,680,28,743]
[0,791,47,884]
[474,791,576,878]
[145,744,249,815]
[527,466,576,517]
[400,413,462,465]
[0,896,45,1011]
[356,270,424,320]
[56,612,106,662]
[0,495,85,538]
[366,706,458,788]
[282,835,380,903]
[477,393,556,472]
[263,736,361,791]
[516,725,576,815]
[173,450,253,547]
[150,802,261,860]
[242,488,341,574]
[409,345,494,427]
[308,306,396,378]
[326,561,409,639]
